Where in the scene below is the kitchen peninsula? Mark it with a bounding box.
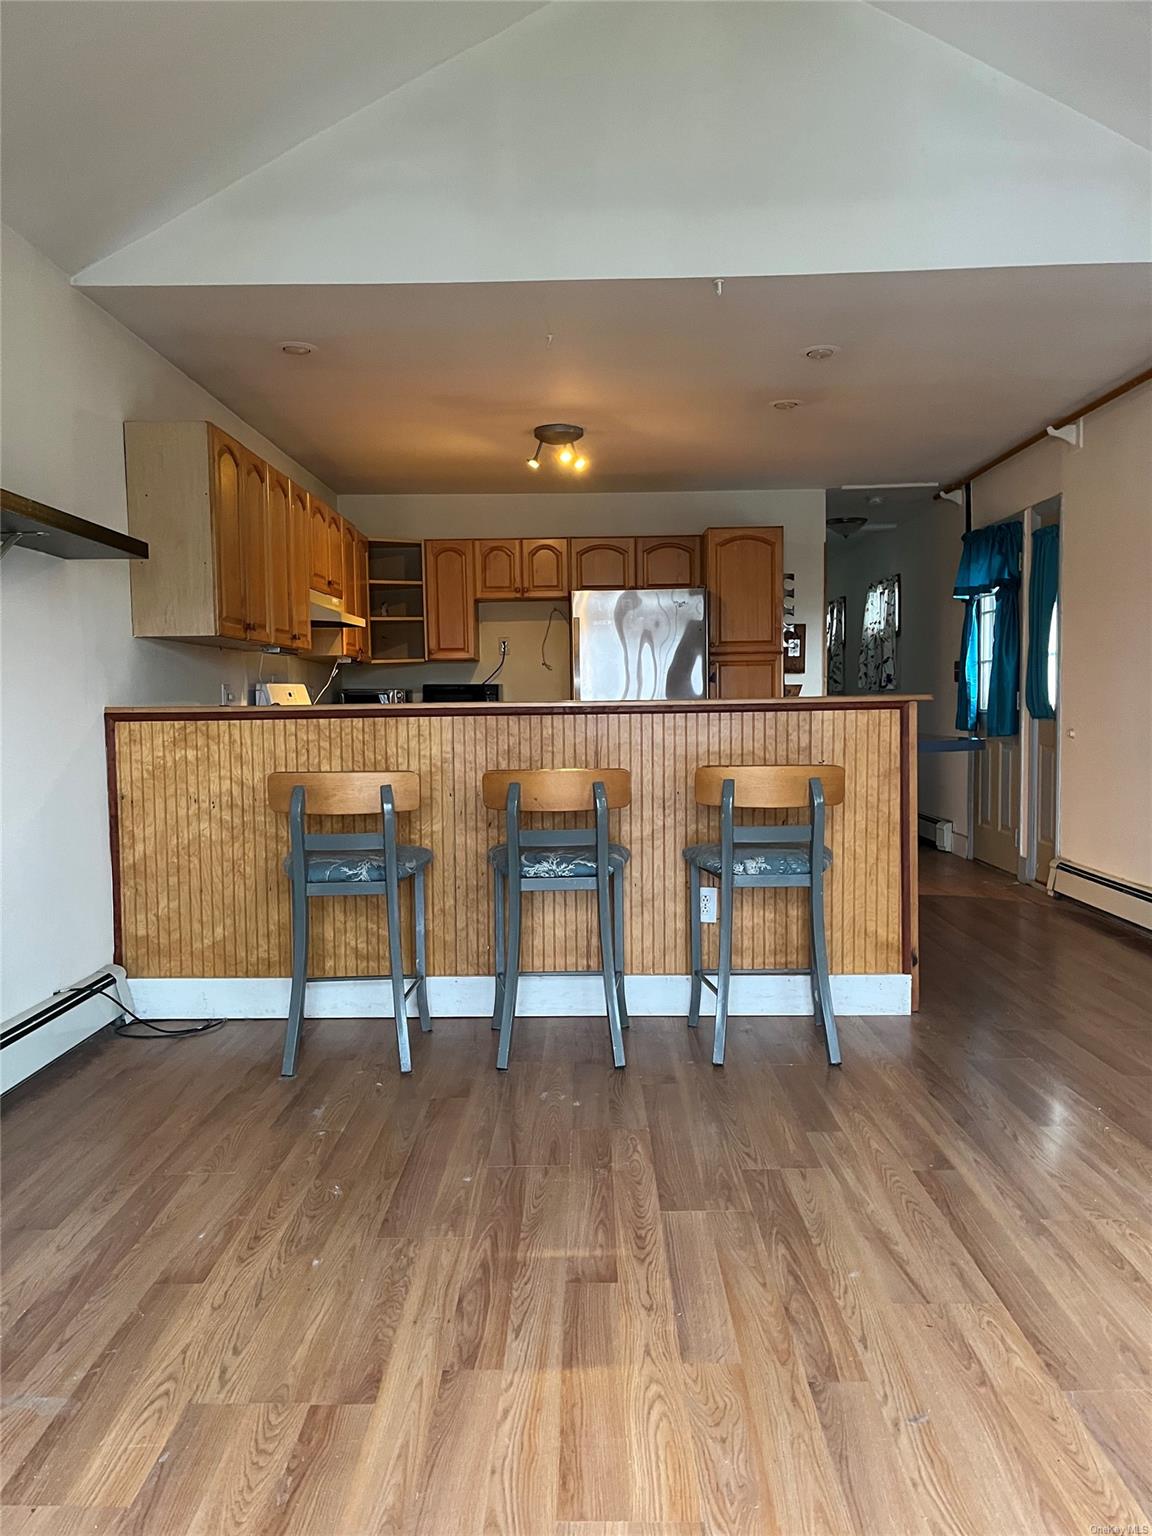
[106,695,920,1020]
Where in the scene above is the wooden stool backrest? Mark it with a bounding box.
[482,767,631,813]
[694,764,845,810]
[267,770,421,815]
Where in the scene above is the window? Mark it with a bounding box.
[976,591,997,715]
[858,575,900,691]
[1046,596,1059,710]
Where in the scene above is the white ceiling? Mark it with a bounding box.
[870,1,1152,149]
[0,1,541,273]
[87,265,1152,493]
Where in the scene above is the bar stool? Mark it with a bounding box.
[267,771,433,1078]
[482,768,631,1071]
[682,765,845,1068]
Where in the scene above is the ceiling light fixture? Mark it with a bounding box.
[525,423,588,474]
[772,399,802,411]
[804,344,839,361]
[827,516,868,539]
[280,342,316,356]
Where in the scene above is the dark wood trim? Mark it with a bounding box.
[900,701,919,1009]
[105,714,124,967]
[2,486,149,561]
[940,366,1152,494]
[105,697,929,725]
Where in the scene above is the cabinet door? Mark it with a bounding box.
[569,536,635,590]
[239,448,271,644]
[522,537,569,598]
[425,540,477,659]
[475,539,521,599]
[309,497,329,591]
[711,653,783,700]
[266,469,294,648]
[705,527,783,652]
[341,522,365,659]
[208,427,247,640]
[326,509,344,599]
[637,535,701,589]
[355,532,370,660]
[288,482,312,649]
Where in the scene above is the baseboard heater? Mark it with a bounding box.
[1,966,130,1093]
[918,814,954,853]
[1050,861,1152,932]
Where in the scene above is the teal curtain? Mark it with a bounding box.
[954,520,1023,736]
[1025,525,1059,719]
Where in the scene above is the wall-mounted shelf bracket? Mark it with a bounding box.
[1045,419,1083,450]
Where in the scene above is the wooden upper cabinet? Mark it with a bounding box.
[309,496,329,592]
[326,508,344,599]
[239,450,271,645]
[288,481,311,649]
[341,522,367,659]
[569,536,635,590]
[425,539,477,660]
[705,526,783,652]
[476,539,521,599]
[208,427,247,640]
[266,468,294,649]
[637,535,701,589]
[522,538,569,598]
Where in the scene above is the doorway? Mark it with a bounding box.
[1027,497,1061,885]
[973,588,1021,874]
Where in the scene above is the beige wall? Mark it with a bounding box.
[972,381,1152,890]
[0,225,335,1025]
[826,498,970,849]
[341,489,827,701]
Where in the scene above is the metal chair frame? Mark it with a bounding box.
[281,783,431,1078]
[491,780,628,1071]
[687,775,841,1069]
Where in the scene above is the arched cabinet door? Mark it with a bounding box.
[522,538,569,598]
[239,449,272,645]
[636,535,701,589]
[704,527,783,652]
[426,540,478,659]
[209,428,247,641]
[569,537,635,590]
[476,539,521,599]
[266,469,295,649]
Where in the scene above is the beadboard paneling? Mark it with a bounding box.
[109,703,915,982]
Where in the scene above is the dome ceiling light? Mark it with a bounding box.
[526,423,588,473]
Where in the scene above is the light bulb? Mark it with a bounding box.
[573,456,588,472]
[526,452,541,469]
[558,446,574,465]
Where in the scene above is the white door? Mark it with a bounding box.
[973,591,1021,875]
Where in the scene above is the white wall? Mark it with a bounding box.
[826,499,970,849]
[340,489,827,701]
[971,382,1152,890]
[78,2,1149,288]
[0,225,334,1036]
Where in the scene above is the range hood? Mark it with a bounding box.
[309,587,365,627]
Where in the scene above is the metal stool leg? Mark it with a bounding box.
[713,867,734,1067]
[281,878,309,1078]
[385,870,412,1074]
[596,865,627,1069]
[611,867,630,1029]
[809,865,842,1067]
[687,862,703,1028]
[413,867,432,1034]
[492,865,505,1031]
[495,870,522,1070]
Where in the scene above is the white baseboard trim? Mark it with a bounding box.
[128,973,912,1020]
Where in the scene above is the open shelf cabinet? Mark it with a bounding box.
[366,540,426,662]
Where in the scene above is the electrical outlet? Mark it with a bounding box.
[220,682,237,706]
[699,887,718,923]
[498,637,510,651]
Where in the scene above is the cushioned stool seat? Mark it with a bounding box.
[288,845,433,884]
[682,842,832,879]
[488,842,630,879]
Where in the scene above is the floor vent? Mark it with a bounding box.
[918,814,954,853]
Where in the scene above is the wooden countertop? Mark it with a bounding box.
[106,696,928,721]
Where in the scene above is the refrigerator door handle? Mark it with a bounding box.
[571,615,581,699]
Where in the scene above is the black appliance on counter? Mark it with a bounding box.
[340,687,412,704]
[421,682,502,703]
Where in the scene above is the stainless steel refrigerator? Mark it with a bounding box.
[570,588,708,701]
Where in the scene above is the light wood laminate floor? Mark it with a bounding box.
[2,852,1150,1534]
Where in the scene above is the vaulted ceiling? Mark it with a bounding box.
[2,0,1149,492]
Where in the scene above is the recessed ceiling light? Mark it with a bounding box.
[772,399,802,411]
[804,345,840,361]
[280,342,315,356]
